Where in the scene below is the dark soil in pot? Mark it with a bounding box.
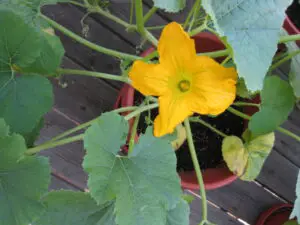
[287,0,300,29]
[134,92,245,172]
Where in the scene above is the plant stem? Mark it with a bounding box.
[129,0,134,25]
[124,103,158,121]
[189,24,206,36]
[92,6,132,29]
[270,50,300,71]
[227,107,300,142]
[184,0,201,29]
[49,106,138,143]
[221,55,231,66]
[184,119,208,224]
[25,134,84,155]
[57,68,131,83]
[145,25,167,30]
[69,0,86,7]
[189,117,227,138]
[197,49,230,58]
[233,102,260,108]
[128,113,140,154]
[143,6,158,24]
[279,34,300,43]
[40,14,141,61]
[188,0,202,32]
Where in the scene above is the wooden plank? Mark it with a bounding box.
[37,110,88,190]
[185,191,242,225]
[53,56,118,123]
[43,3,135,89]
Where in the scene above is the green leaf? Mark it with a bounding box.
[22,31,65,75]
[182,194,194,204]
[284,30,300,98]
[283,221,299,225]
[0,7,42,71]
[222,131,275,181]
[291,171,300,224]
[166,199,189,225]
[23,118,44,147]
[83,112,182,225]
[202,0,292,91]
[152,0,186,13]
[249,76,295,136]
[0,119,51,225]
[236,78,251,99]
[34,191,116,225]
[0,73,53,136]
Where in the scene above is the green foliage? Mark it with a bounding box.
[0,119,51,225]
[83,112,184,225]
[34,191,116,225]
[152,0,186,13]
[0,73,53,136]
[166,199,190,225]
[236,78,252,99]
[222,130,275,181]
[290,171,300,224]
[249,76,295,136]
[284,221,300,225]
[202,0,292,91]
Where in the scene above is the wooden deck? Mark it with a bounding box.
[40,2,300,225]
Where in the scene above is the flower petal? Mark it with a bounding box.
[154,92,193,137]
[158,22,196,70]
[188,56,237,115]
[129,60,170,96]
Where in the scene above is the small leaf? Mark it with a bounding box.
[83,112,182,225]
[182,194,194,204]
[22,32,65,75]
[152,0,186,13]
[0,119,51,225]
[236,78,252,99]
[222,131,275,181]
[290,171,300,224]
[249,76,295,136]
[34,191,116,225]
[166,199,190,225]
[0,73,53,136]
[202,0,293,91]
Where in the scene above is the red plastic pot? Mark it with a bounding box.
[284,15,300,47]
[114,32,239,190]
[255,204,294,225]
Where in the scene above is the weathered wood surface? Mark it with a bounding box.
[40,2,300,225]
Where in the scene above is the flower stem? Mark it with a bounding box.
[124,103,158,121]
[49,106,138,143]
[25,134,84,155]
[57,68,131,83]
[197,49,230,58]
[189,24,206,36]
[143,6,158,24]
[184,118,208,224]
[279,34,300,43]
[188,0,202,32]
[40,14,141,61]
[189,117,227,138]
[270,49,300,71]
[128,113,140,154]
[233,102,260,108]
[184,0,201,29]
[227,107,300,142]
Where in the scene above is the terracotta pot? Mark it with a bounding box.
[114,32,239,190]
[255,204,294,225]
[284,16,300,47]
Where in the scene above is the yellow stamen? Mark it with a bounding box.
[178,80,190,92]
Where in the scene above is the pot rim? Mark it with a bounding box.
[255,204,293,225]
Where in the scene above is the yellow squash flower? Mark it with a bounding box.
[129,22,237,137]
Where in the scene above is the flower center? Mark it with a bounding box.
[178,80,190,92]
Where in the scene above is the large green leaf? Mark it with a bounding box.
[249,76,295,136]
[0,73,53,136]
[0,118,51,225]
[202,0,292,91]
[291,171,300,224]
[152,0,186,13]
[222,130,275,181]
[83,112,182,225]
[22,31,65,75]
[0,7,42,71]
[166,199,189,225]
[34,191,116,225]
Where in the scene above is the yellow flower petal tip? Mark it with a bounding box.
[129,22,238,137]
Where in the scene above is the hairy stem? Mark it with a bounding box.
[57,68,131,83]
[128,113,140,154]
[184,0,201,29]
[40,14,141,61]
[188,0,202,32]
[124,103,158,121]
[279,34,300,43]
[184,119,208,224]
[270,50,300,71]
[143,6,158,24]
[189,117,227,138]
[233,102,260,108]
